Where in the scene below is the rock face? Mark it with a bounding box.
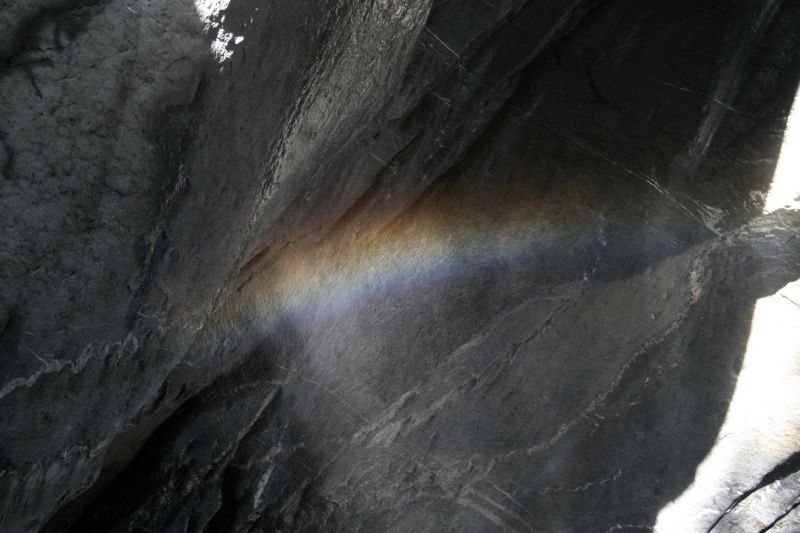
[1,0,799,531]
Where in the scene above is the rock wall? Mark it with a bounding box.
[1,0,799,531]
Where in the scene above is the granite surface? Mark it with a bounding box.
[1,0,799,531]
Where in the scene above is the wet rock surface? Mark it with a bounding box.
[1,0,800,531]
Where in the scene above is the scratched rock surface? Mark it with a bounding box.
[1,0,799,532]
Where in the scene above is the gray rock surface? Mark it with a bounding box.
[1,0,799,531]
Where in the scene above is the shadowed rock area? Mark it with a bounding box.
[1,0,799,531]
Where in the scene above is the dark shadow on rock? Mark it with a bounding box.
[5,0,800,531]
[197,0,800,530]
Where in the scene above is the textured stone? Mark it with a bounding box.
[1,0,799,531]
